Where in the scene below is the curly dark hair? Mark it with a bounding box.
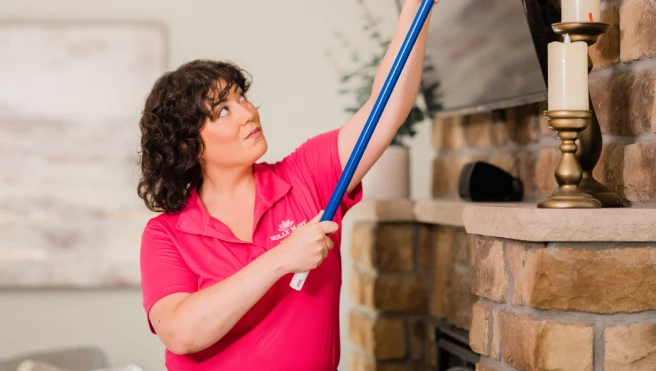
[137,59,252,213]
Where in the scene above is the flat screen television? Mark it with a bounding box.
[397,0,559,117]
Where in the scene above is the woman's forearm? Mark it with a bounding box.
[336,0,436,192]
[371,0,433,118]
[153,247,287,354]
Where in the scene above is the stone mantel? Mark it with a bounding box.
[463,204,656,242]
[347,198,469,227]
[348,199,656,242]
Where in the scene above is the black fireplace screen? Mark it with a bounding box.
[434,321,480,371]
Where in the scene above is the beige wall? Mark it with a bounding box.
[0,290,162,370]
[0,0,433,370]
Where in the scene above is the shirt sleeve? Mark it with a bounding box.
[279,128,363,217]
[140,219,197,333]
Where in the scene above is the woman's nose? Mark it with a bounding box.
[236,104,255,125]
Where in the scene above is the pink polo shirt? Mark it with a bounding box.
[140,128,362,370]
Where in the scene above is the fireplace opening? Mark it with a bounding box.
[434,321,480,371]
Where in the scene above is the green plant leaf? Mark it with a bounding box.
[328,0,442,145]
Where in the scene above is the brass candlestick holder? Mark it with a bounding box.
[551,22,625,207]
[538,110,601,209]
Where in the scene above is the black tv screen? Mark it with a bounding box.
[401,0,555,117]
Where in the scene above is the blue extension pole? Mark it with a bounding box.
[290,0,435,290]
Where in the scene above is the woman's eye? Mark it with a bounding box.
[218,107,228,117]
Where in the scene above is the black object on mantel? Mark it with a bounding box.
[458,161,523,202]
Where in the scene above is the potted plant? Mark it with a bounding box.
[327,0,441,200]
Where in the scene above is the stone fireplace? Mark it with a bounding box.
[464,205,656,371]
[346,0,656,369]
[347,200,480,371]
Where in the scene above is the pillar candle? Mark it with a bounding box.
[548,37,589,111]
[562,0,601,22]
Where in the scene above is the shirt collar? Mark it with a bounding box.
[175,163,291,242]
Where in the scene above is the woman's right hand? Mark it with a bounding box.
[273,211,339,273]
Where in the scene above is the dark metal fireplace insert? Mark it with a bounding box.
[434,321,479,371]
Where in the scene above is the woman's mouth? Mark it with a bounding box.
[246,127,261,139]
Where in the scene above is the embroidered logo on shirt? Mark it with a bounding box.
[270,219,307,241]
[278,220,294,231]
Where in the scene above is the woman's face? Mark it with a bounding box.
[199,81,267,169]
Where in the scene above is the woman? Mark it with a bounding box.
[137,0,437,369]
